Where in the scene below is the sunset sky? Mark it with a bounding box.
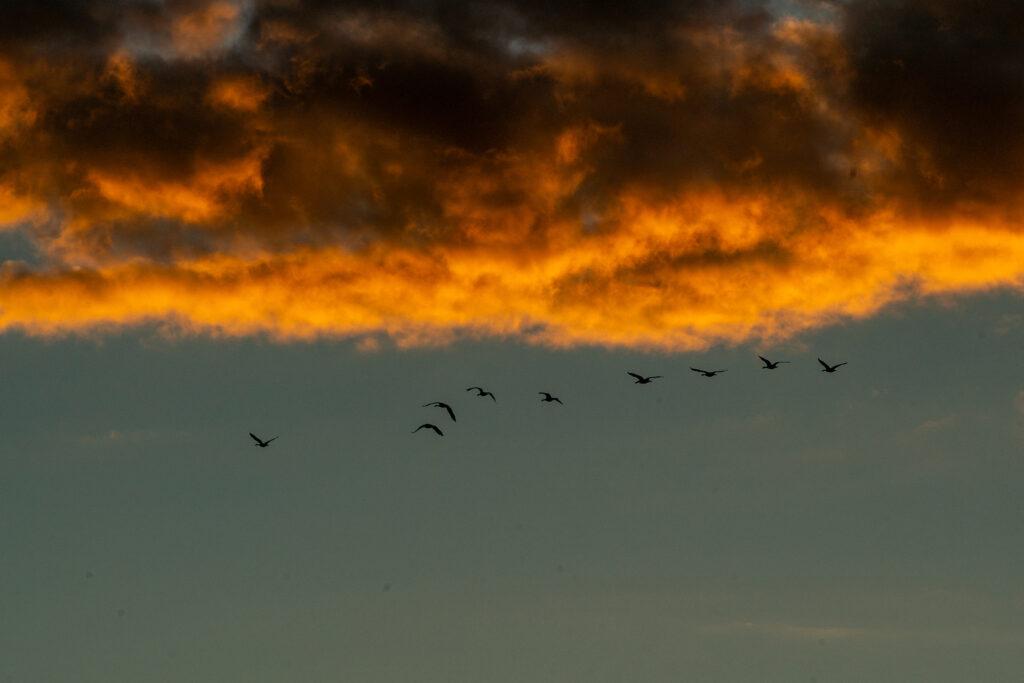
[3,0,1024,681]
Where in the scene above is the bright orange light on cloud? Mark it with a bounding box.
[1,1,1023,348]
[2,189,1023,349]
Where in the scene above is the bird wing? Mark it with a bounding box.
[412,424,427,433]
[627,372,644,380]
[265,436,278,444]
[444,404,456,422]
[422,402,437,407]
[430,424,444,435]
[715,370,728,373]
[817,358,830,369]
[539,392,550,398]
[650,375,663,379]
[690,367,705,374]
[758,355,771,365]
[834,362,848,368]
[553,397,563,404]
[485,392,496,402]
[466,386,482,392]
[249,433,263,444]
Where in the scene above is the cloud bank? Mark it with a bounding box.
[1,0,1023,348]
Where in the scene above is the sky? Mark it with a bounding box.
[1,0,1024,681]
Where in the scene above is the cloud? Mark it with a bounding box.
[0,0,1022,348]
[912,414,960,435]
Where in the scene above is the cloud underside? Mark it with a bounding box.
[1,0,1023,349]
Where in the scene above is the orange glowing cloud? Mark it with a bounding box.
[207,76,269,112]
[0,183,45,228]
[0,0,1022,348]
[2,188,1023,349]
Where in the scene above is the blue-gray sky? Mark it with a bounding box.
[3,292,1024,681]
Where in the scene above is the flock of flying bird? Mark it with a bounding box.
[248,356,848,446]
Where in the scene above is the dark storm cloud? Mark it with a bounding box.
[0,0,1022,346]
[844,0,1024,208]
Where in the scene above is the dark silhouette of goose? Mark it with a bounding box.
[249,432,278,448]
[691,368,727,377]
[413,423,444,436]
[423,401,456,422]
[758,355,790,369]
[627,372,662,384]
[466,386,496,402]
[539,392,563,404]
[818,358,847,373]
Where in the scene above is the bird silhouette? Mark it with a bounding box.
[758,355,790,369]
[423,401,456,422]
[466,386,497,402]
[249,432,278,448]
[539,392,563,404]
[691,368,727,377]
[627,372,662,384]
[413,423,444,436]
[818,358,848,373]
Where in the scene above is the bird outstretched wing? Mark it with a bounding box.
[627,372,644,381]
[817,358,830,369]
[444,404,456,422]
[265,436,278,444]
[466,386,483,392]
[690,367,705,374]
[484,392,496,402]
[413,423,444,436]
[758,355,771,365]
[249,433,262,444]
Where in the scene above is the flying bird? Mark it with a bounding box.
[249,432,278,448]
[758,355,790,369]
[627,372,663,384]
[539,392,563,404]
[691,368,727,377]
[818,358,848,373]
[466,386,497,402]
[413,423,444,436]
[423,401,457,422]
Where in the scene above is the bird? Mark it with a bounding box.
[627,372,662,384]
[413,423,444,436]
[423,401,456,422]
[818,358,848,373]
[691,368,727,377]
[466,386,497,402]
[249,432,278,448]
[539,392,563,404]
[758,355,790,369]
